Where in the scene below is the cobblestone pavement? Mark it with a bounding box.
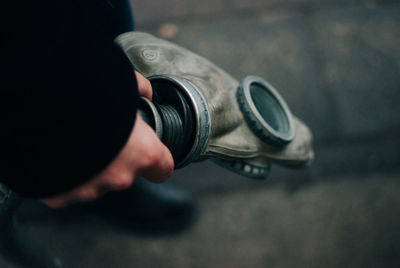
[1,1,399,267]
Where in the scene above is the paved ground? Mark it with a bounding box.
[1,1,400,267]
[2,171,399,268]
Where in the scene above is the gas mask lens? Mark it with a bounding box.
[237,76,295,147]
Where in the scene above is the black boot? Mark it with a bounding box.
[86,178,197,235]
[18,179,196,235]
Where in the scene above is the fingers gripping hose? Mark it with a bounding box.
[137,85,194,165]
[137,74,210,169]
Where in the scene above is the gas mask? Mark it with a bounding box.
[115,32,314,178]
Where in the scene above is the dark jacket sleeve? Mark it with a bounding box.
[1,0,138,198]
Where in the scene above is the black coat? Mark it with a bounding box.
[1,0,138,197]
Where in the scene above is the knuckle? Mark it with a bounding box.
[43,199,64,209]
[144,152,174,183]
[143,150,163,168]
[145,80,152,90]
[161,159,174,179]
[108,173,133,190]
[78,189,98,201]
[153,175,168,184]
[160,164,174,182]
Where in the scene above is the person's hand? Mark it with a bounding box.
[134,70,152,100]
[42,71,174,208]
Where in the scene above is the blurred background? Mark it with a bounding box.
[2,0,400,267]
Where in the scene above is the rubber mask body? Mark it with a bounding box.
[116,32,314,178]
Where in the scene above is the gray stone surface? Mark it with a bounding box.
[130,0,397,23]
[2,172,399,268]
[314,5,400,137]
[311,132,400,177]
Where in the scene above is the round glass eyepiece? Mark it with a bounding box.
[237,76,295,147]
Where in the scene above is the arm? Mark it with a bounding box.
[1,1,173,202]
[42,72,173,208]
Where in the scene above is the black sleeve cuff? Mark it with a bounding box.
[1,0,138,198]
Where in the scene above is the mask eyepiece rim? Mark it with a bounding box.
[237,76,295,147]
